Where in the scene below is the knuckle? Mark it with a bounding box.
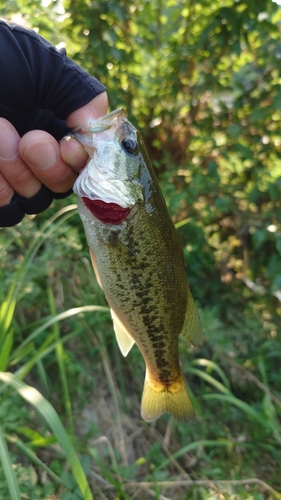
[44,163,76,191]
[13,167,34,187]
[0,173,13,205]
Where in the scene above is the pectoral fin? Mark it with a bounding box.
[181,288,203,346]
[111,309,135,357]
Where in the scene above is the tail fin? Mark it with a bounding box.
[141,370,195,423]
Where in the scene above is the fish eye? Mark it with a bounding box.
[121,137,138,155]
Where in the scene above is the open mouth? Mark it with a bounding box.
[82,197,131,224]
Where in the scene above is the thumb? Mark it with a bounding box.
[60,92,108,169]
[66,92,108,129]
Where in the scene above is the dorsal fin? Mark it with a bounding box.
[181,288,203,346]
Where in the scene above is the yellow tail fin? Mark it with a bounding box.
[141,370,195,423]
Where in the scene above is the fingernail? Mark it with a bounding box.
[24,141,57,170]
[0,128,19,161]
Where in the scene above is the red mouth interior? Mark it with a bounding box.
[82,197,131,224]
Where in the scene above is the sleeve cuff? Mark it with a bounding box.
[18,185,53,215]
[0,186,73,227]
[0,195,25,227]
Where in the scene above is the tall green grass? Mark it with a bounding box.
[0,205,280,499]
[0,206,107,498]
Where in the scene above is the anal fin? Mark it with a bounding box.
[181,288,203,346]
[111,309,135,357]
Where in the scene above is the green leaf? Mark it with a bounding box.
[227,124,241,138]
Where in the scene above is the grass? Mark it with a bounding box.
[0,201,280,499]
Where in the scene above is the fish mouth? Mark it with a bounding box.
[82,197,131,224]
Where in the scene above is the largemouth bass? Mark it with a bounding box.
[73,108,202,423]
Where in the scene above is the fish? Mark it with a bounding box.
[72,108,202,423]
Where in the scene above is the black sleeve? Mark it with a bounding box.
[0,19,106,138]
[0,19,106,227]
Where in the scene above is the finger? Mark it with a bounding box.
[19,131,78,193]
[66,91,108,129]
[0,118,42,198]
[60,92,108,173]
[0,172,14,207]
[59,135,89,172]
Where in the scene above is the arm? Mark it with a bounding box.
[0,19,108,227]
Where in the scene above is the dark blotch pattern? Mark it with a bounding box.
[84,152,188,386]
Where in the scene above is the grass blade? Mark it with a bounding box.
[11,305,109,365]
[0,424,21,500]
[203,393,281,441]
[155,439,234,472]
[0,329,14,371]
[5,433,63,486]
[47,286,74,436]
[192,358,231,390]
[186,367,231,394]
[0,298,16,341]
[0,372,93,500]
[1,205,78,340]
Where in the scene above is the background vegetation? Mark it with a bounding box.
[0,0,280,498]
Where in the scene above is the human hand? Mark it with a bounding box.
[0,92,108,208]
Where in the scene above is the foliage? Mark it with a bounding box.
[0,0,280,498]
[60,0,281,307]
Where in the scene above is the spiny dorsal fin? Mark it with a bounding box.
[181,288,203,346]
[111,309,135,357]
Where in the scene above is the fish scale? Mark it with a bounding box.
[85,206,186,380]
[73,108,202,422]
